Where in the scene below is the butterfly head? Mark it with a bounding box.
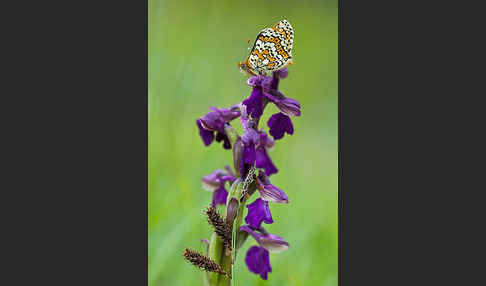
[237,61,245,72]
[237,61,252,77]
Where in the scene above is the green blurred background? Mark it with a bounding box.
[149,0,337,285]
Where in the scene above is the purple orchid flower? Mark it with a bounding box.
[243,76,273,119]
[196,106,240,149]
[240,225,289,280]
[201,167,236,206]
[236,127,279,177]
[244,68,301,119]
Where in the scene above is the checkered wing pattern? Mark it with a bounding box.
[244,20,294,75]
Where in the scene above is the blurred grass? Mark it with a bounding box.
[149,0,337,285]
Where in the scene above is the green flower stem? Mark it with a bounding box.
[208,233,223,286]
[217,252,232,286]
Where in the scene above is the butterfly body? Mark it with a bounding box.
[238,20,294,77]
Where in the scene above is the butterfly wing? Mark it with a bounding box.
[272,20,294,56]
[244,20,294,75]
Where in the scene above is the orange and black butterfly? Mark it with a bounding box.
[238,20,294,77]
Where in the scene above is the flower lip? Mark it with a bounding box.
[267,112,294,141]
[245,245,272,280]
[212,186,228,206]
[245,198,274,229]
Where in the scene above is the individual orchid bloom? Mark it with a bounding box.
[240,225,289,280]
[244,68,301,119]
[196,106,240,149]
[201,167,236,206]
[245,198,273,229]
[237,127,278,177]
[243,75,272,119]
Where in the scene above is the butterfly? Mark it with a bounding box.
[238,19,294,77]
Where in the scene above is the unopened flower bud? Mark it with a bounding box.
[226,197,239,226]
[233,137,244,177]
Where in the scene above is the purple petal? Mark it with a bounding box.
[219,175,236,184]
[258,184,289,204]
[276,97,301,117]
[209,106,241,122]
[240,225,264,243]
[240,225,289,253]
[247,75,272,89]
[199,111,225,131]
[243,142,256,165]
[255,146,278,176]
[201,169,225,190]
[264,91,301,117]
[239,103,249,129]
[247,76,259,87]
[259,233,289,253]
[274,68,288,79]
[260,132,275,149]
[245,246,272,280]
[197,119,214,146]
[242,127,259,145]
[242,87,264,119]
[267,113,294,140]
[245,198,274,229]
[212,186,228,206]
